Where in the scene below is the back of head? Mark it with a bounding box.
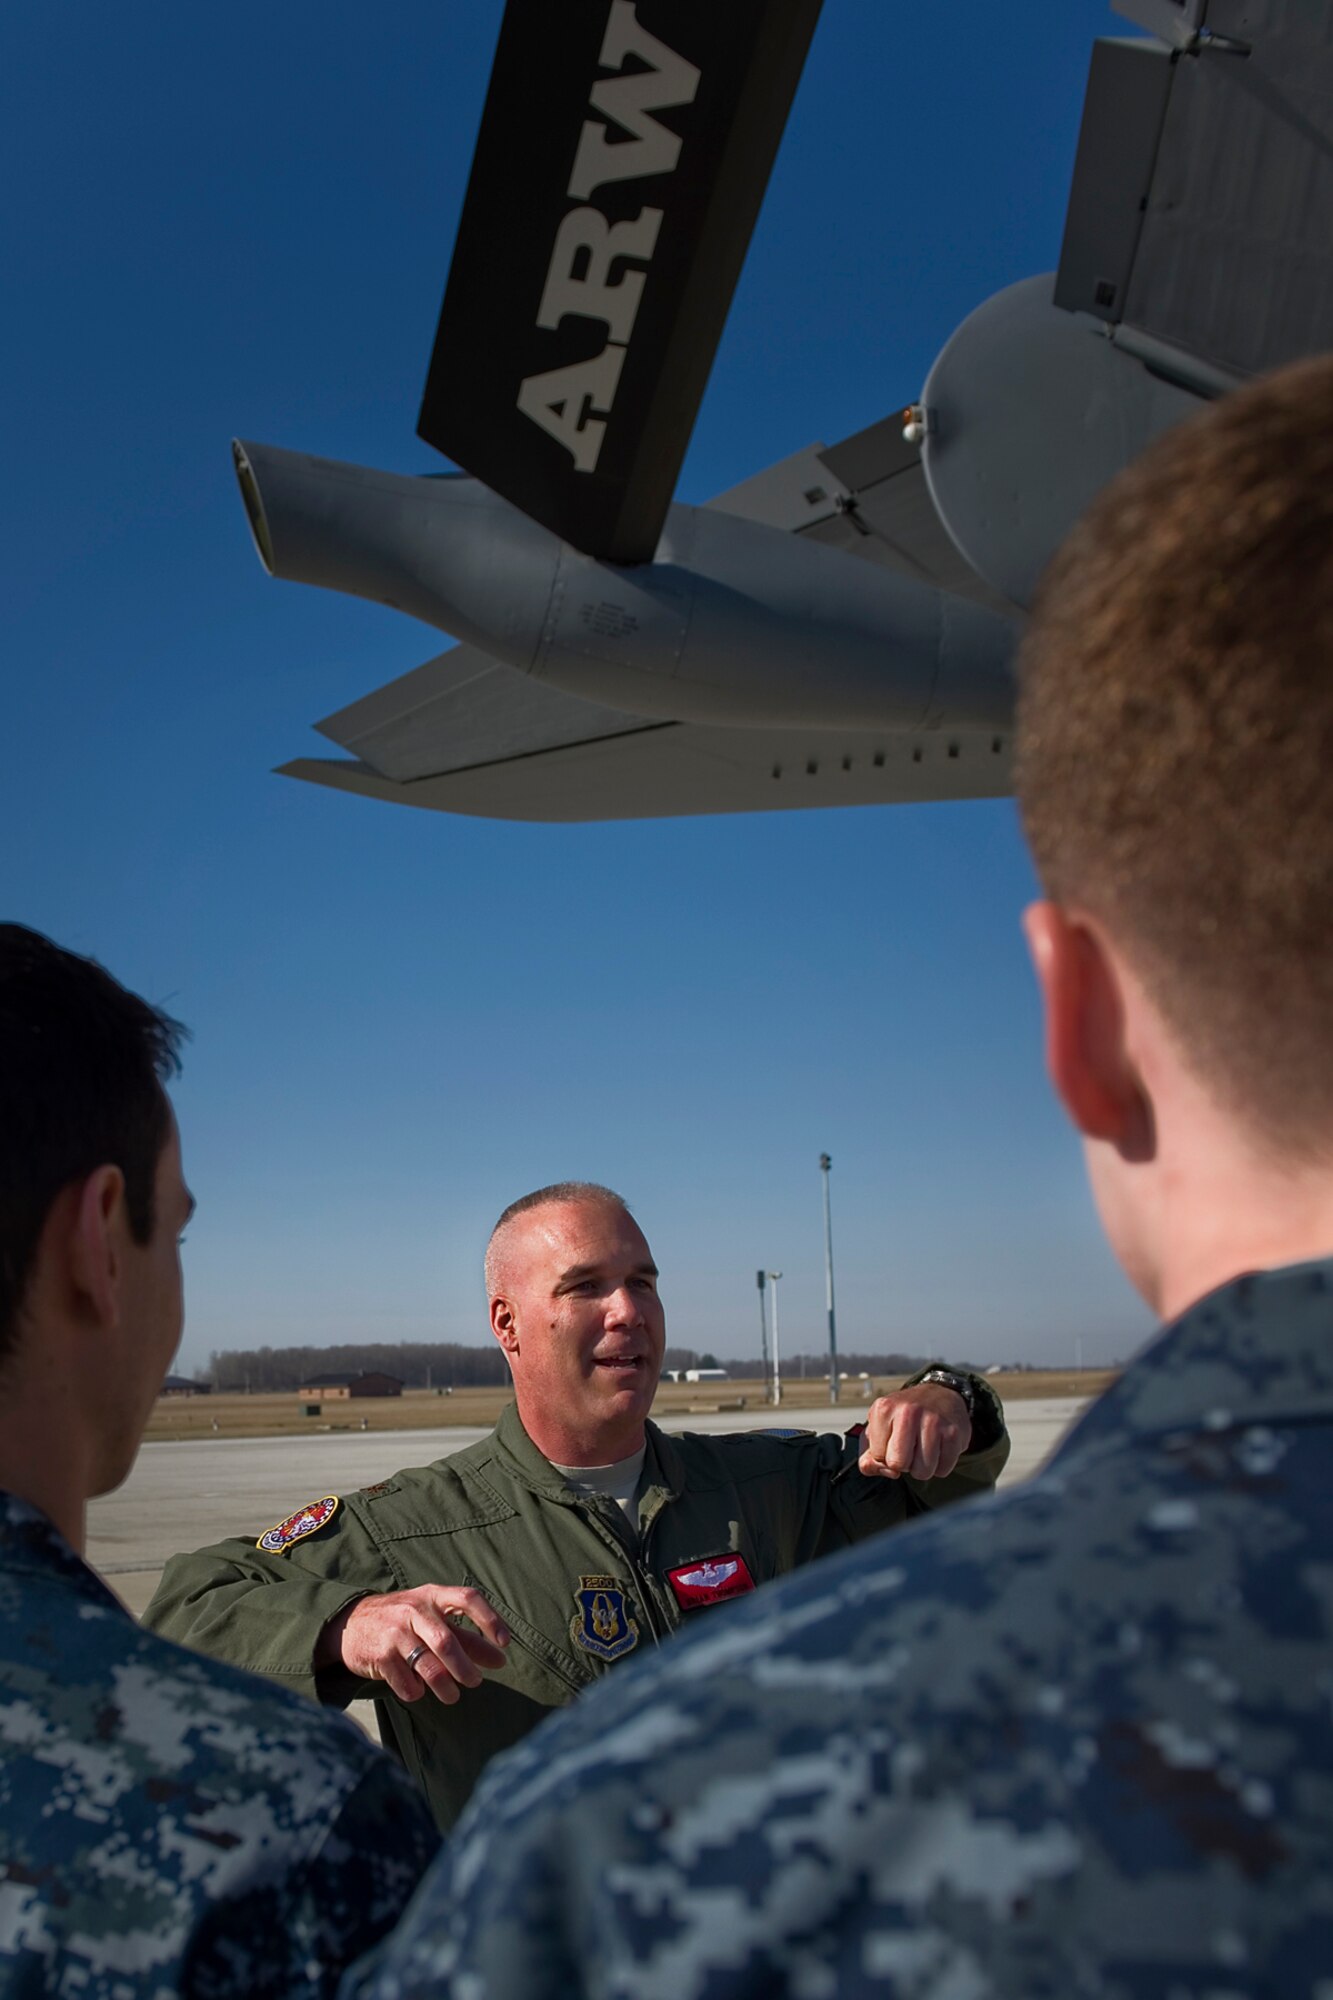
[0,925,186,1362]
[1015,355,1333,1156]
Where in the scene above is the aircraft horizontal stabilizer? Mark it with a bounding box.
[314,645,652,782]
[280,722,1012,824]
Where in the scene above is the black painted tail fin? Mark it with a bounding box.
[416,0,824,564]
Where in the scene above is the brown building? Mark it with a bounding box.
[296,1371,404,1400]
[159,1375,211,1397]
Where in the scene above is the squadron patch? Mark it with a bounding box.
[256,1495,340,1554]
[666,1552,757,1612]
[571,1575,639,1661]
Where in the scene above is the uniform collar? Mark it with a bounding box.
[493,1403,686,1507]
[641,1421,686,1502]
[493,1402,577,1495]
[0,1490,120,1610]
[1054,1258,1333,1467]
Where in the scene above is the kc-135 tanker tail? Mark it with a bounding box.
[236,0,1333,823]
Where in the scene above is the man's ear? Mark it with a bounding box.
[490,1294,519,1356]
[1023,902,1153,1160]
[67,1166,129,1329]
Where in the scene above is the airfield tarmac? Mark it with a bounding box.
[91,1396,1089,1616]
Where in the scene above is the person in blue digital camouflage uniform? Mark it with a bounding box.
[342,357,1333,1999]
[0,925,440,2000]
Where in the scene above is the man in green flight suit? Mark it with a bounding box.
[146,1182,1008,1828]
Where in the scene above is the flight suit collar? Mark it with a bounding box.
[636,1423,687,1537]
[492,1402,583,1498]
[640,1421,686,1496]
[492,1404,687,1516]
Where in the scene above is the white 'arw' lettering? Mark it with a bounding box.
[517,1,700,474]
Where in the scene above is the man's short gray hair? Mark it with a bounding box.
[484,1183,629,1297]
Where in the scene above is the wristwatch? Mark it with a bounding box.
[915,1367,1001,1450]
[916,1366,977,1415]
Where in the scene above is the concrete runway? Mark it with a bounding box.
[91,1396,1089,1617]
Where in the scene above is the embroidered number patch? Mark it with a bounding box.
[256,1494,339,1554]
[571,1575,639,1661]
[666,1552,757,1611]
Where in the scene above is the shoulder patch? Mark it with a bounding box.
[256,1494,340,1554]
[360,1480,399,1500]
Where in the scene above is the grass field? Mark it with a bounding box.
[146,1370,1119,1443]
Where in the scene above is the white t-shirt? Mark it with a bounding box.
[553,1446,647,1534]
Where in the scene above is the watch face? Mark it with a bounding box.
[925,1369,974,1410]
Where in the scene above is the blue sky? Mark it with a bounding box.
[1,1,1155,1374]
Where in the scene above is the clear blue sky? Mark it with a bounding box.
[1,1,1155,1375]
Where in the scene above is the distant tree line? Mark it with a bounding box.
[208,1342,511,1392]
[205,1342,977,1393]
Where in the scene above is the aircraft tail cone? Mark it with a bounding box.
[232,439,1017,733]
[230,440,562,665]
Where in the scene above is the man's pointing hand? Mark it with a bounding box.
[319,1584,511,1704]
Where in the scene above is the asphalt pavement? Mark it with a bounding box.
[91,1395,1088,1615]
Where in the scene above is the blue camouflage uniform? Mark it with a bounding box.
[0,1494,439,2000]
[344,1260,1333,1999]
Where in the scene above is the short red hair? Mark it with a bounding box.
[1016,355,1333,1151]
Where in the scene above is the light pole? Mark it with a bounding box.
[768,1271,783,1405]
[820,1153,839,1405]
[756,1268,769,1381]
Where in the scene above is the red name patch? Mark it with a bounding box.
[666,1553,756,1611]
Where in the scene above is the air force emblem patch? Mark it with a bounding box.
[667,1552,757,1611]
[256,1494,339,1554]
[572,1575,639,1661]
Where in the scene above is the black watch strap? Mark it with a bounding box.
[915,1367,1002,1452]
[916,1367,976,1415]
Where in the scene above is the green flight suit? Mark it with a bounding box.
[145,1392,1008,1829]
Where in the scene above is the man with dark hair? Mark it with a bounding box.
[148,1180,1007,1830]
[0,924,439,1997]
[341,357,1333,1997]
